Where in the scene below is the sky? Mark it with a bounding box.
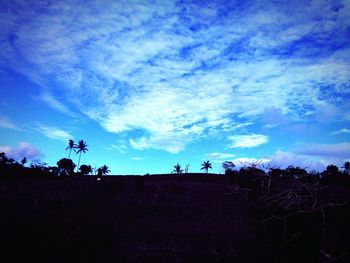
[0,0,350,174]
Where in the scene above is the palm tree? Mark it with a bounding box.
[201,160,212,173]
[76,140,88,172]
[100,165,110,175]
[66,139,76,159]
[172,163,183,174]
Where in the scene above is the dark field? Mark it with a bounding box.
[0,175,349,262]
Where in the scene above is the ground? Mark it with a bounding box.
[0,174,349,262]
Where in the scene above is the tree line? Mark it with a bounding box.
[0,139,109,178]
[1,139,349,184]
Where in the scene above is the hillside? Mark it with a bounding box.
[0,175,349,262]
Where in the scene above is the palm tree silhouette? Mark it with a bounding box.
[172,163,183,174]
[100,165,110,175]
[76,140,88,172]
[66,139,76,159]
[201,161,212,173]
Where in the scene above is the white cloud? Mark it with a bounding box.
[34,124,73,143]
[267,151,323,170]
[0,142,43,161]
[229,134,269,148]
[106,144,128,154]
[331,129,350,135]
[266,150,346,172]
[131,157,144,160]
[228,149,348,172]
[0,117,20,130]
[206,152,235,160]
[37,91,77,117]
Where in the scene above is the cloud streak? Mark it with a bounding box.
[34,124,73,143]
[206,152,235,160]
[294,143,350,158]
[0,116,20,130]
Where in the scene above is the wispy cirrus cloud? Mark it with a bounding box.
[229,134,269,148]
[34,124,73,143]
[131,157,144,161]
[1,0,350,153]
[331,129,350,135]
[36,91,77,117]
[294,142,350,158]
[0,142,43,161]
[0,116,20,130]
[106,144,128,154]
[206,152,235,160]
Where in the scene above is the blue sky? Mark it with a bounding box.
[0,0,350,174]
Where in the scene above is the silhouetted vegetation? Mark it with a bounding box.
[99,165,110,175]
[1,149,350,262]
[79,164,93,176]
[57,158,76,177]
[65,139,76,159]
[172,163,183,174]
[76,140,88,172]
[222,161,235,173]
[201,160,212,173]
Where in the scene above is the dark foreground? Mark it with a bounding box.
[0,175,349,262]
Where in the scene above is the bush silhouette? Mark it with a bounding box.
[57,158,76,177]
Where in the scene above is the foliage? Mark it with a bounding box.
[79,164,93,175]
[343,161,350,175]
[172,163,183,174]
[57,158,76,176]
[222,161,235,173]
[201,161,212,173]
[99,165,110,175]
[238,166,266,177]
[184,164,190,173]
[321,163,350,185]
[65,139,76,159]
[75,140,88,172]
[285,165,307,179]
[20,157,27,166]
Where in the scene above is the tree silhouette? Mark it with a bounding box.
[185,164,190,173]
[76,140,88,173]
[222,161,235,172]
[172,163,183,174]
[201,161,212,173]
[325,164,340,176]
[66,139,76,159]
[20,157,27,167]
[79,164,92,175]
[342,161,350,175]
[100,165,110,175]
[57,158,76,176]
